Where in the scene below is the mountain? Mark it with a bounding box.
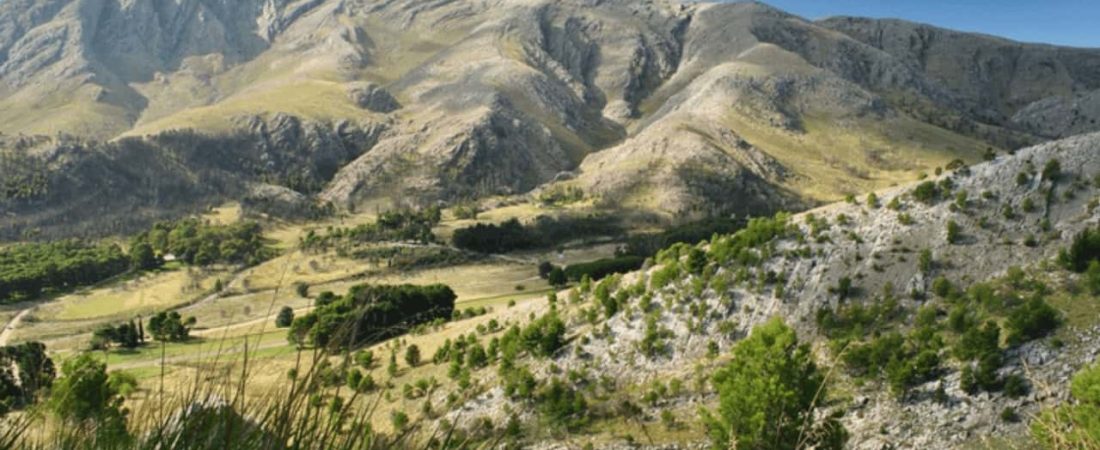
[2,0,1100,239]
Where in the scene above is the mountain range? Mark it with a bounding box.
[2,0,1100,239]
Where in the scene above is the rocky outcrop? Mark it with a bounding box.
[346,82,400,113]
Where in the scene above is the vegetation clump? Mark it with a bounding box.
[701,318,847,449]
[289,284,455,349]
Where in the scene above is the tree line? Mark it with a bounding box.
[288,283,456,349]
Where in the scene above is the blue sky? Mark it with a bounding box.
[751,0,1100,48]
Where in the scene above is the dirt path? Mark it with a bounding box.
[0,307,32,346]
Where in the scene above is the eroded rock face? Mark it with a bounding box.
[346,82,400,113]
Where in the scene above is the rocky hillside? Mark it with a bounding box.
[432,132,1100,448]
[2,0,1100,237]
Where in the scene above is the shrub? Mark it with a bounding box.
[700,318,847,450]
[946,220,961,244]
[1031,363,1100,447]
[1017,172,1030,186]
[521,312,567,358]
[1060,227,1100,272]
[1005,297,1061,346]
[405,344,421,367]
[1042,159,1062,181]
[912,181,940,204]
[537,378,588,431]
[275,307,294,328]
[919,249,934,273]
[295,282,309,298]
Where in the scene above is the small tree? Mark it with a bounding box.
[129,241,159,272]
[275,306,295,328]
[919,249,934,273]
[1042,159,1062,181]
[548,267,567,287]
[538,261,555,280]
[404,344,421,367]
[946,220,961,244]
[48,354,129,442]
[295,282,310,298]
[700,318,847,449]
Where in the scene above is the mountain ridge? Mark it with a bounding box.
[2,0,1099,239]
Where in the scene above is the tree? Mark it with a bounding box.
[275,306,295,328]
[538,261,555,280]
[1032,362,1100,447]
[0,342,55,413]
[1042,159,1062,181]
[547,267,567,287]
[404,344,421,367]
[148,311,195,342]
[48,354,129,442]
[1086,261,1100,295]
[295,282,310,298]
[946,220,961,244]
[686,248,707,275]
[129,241,159,272]
[919,249,934,273]
[700,318,847,450]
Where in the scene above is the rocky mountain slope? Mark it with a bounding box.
[1,0,1099,237]
[437,132,1100,448]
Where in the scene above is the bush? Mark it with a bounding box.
[700,318,847,450]
[404,344,421,367]
[1032,363,1100,447]
[1005,297,1061,346]
[912,181,940,204]
[295,282,309,298]
[275,307,294,328]
[946,220,961,244]
[537,378,588,431]
[1060,227,1100,272]
[520,312,567,358]
[1042,159,1062,181]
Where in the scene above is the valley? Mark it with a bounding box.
[0,1,1099,449]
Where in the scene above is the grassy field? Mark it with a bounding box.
[51,269,225,321]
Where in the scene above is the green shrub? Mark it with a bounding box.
[912,181,940,204]
[1005,297,1061,346]
[1031,363,1100,447]
[700,318,847,450]
[1060,227,1100,272]
[946,220,962,244]
[537,378,588,431]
